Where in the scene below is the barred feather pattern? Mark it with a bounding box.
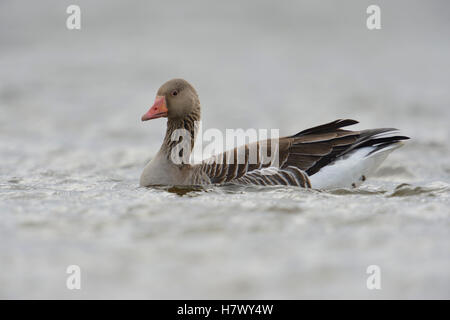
[193,140,311,187]
[190,119,409,187]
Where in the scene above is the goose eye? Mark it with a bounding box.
[171,90,178,96]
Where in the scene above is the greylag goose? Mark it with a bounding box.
[140,79,409,188]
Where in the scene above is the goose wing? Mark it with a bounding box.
[196,119,408,187]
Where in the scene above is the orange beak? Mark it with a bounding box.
[141,96,168,121]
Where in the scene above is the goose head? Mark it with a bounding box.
[141,78,200,122]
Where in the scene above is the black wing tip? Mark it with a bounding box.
[292,119,411,141]
[379,135,411,143]
[337,118,359,125]
[362,129,410,140]
[357,135,410,149]
[358,128,411,141]
[293,119,359,137]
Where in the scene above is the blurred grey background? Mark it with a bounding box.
[1,0,449,148]
[0,0,449,299]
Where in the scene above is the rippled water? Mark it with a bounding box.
[1,0,449,298]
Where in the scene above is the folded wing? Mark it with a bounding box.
[195,119,409,187]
